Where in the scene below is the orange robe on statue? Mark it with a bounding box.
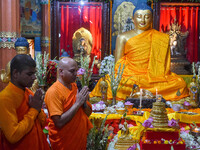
[45,80,93,150]
[90,29,189,101]
[0,82,50,150]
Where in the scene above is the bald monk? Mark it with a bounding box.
[45,57,93,150]
[90,1,189,101]
[0,54,50,150]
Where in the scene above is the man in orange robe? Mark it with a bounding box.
[0,54,50,150]
[45,57,93,150]
[90,2,189,101]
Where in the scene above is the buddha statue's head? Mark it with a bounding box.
[132,0,153,31]
[15,37,29,55]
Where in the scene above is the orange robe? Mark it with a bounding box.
[0,82,50,150]
[90,29,189,101]
[45,80,93,150]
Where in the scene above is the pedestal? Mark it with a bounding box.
[171,56,191,75]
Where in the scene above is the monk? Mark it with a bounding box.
[0,54,50,150]
[45,57,93,150]
[90,1,189,101]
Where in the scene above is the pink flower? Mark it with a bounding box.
[125,101,133,105]
[127,144,137,150]
[168,119,179,127]
[128,124,134,128]
[184,101,190,106]
[77,68,85,76]
[142,117,153,128]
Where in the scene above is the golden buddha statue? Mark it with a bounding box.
[90,0,189,102]
[1,37,30,83]
[0,37,39,92]
[189,76,198,108]
[72,27,93,66]
[115,121,136,150]
[129,84,154,99]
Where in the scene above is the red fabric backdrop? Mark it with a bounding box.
[159,6,199,62]
[60,3,102,74]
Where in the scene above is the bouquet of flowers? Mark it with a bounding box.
[77,55,97,87]
[99,55,115,76]
[46,60,58,87]
[35,52,49,86]
[100,55,130,105]
[87,115,109,150]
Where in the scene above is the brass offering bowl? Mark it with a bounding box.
[116,108,126,115]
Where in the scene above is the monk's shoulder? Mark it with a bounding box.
[0,88,15,107]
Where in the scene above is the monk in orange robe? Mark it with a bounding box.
[0,54,50,150]
[45,57,93,150]
[90,2,189,101]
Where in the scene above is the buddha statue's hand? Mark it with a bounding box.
[0,69,10,83]
[29,89,44,112]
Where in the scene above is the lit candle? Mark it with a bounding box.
[156,89,158,99]
[140,89,142,108]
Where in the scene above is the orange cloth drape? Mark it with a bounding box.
[0,82,49,150]
[90,29,189,101]
[45,81,93,150]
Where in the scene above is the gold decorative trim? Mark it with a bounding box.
[0,32,18,38]
[0,42,15,49]
[41,36,50,47]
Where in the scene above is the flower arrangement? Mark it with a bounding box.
[99,55,115,76]
[35,52,49,86]
[46,60,58,87]
[87,115,109,150]
[100,55,130,105]
[77,55,97,87]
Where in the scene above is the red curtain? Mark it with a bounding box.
[159,6,199,62]
[60,3,102,74]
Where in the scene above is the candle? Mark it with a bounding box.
[140,89,142,108]
[156,89,158,99]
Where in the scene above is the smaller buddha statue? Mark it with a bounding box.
[120,121,132,140]
[72,27,93,67]
[129,84,154,99]
[129,84,140,98]
[189,76,198,108]
[99,77,108,105]
[115,121,135,150]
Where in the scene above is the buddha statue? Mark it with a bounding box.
[115,121,135,150]
[72,27,93,67]
[129,84,154,99]
[189,76,198,108]
[1,37,30,83]
[0,37,39,93]
[90,0,189,102]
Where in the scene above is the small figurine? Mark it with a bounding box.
[119,121,132,140]
[130,84,140,98]
[189,76,198,107]
[99,77,108,105]
[129,84,154,99]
